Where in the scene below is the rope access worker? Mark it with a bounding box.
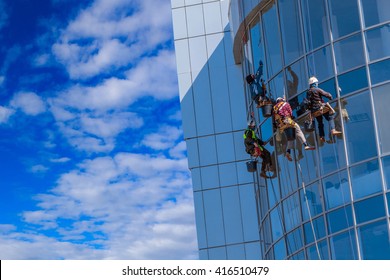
[244,118,275,178]
[273,97,315,161]
[306,76,342,142]
[246,60,269,108]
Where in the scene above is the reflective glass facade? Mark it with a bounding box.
[232,0,390,260]
[172,0,390,259]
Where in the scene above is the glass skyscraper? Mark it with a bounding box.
[171,0,390,260]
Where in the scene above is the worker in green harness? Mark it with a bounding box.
[244,117,275,178]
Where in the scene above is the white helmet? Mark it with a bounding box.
[276,97,285,103]
[247,120,256,127]
[309,76,318,87]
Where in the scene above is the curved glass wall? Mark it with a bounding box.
[239,0,390,259]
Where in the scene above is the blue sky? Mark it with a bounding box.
[0,0,197,259]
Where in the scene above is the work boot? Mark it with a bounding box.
[320,136,326,143]
[331,129,342,136]
[304,145,315,150]
[260,171,267,178]
[285,152,292,161]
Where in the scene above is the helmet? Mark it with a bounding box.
[276,97,285,103]
[247,120,255,128]
[308,76,318,87]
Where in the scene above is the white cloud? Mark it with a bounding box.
[10,92,46,116]
[30,165,49,173]
[141,125,182,150]
[169,140,187,159]
[0,106,14,123]
[50,157,71,163]
[4,153,198,259]
[52,0,173,80]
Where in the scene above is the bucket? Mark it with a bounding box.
[246,160,257,172]
[284,127,296,141]
[304,120,315,132]
[261,103,273,118]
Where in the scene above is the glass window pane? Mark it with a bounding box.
[192,68,214,136]
[307,46,334,82]
[279,152,299,198]
[210,65,233,134]
[186,138,199,169]
[221,186,244,244]
[290,250,305,260]
[228,66,247,131]
[268,71,285,99]
[323,170,350,210]
[328,0,360,39]
[344,91,377,164]
[181,89,197,139]
[382,156,390,191]
[218,163,238,187]
[208,247,227,260]
[373,83,390,154]
[250,20,266,80]
[215,133,235,163]
[338,67,368,96]
[186,5,205,37]
[319,78,337,97]
[172,8,187,40]
[245,242,262,260]
[300,182,323,221]
[361,0,390,27]
[191,167,201,191]
[262,216,273,252]
[236,160,254,185]
[354,195,386,224]
[387,193,390,213]
[226,244,245,260]
[239,184,261,242]
[304,216,326,244]
[193,192,207,248]
[286,227,304,255]
[283,193,301,232]
[198,136,218,166]
[286,58,307,98]
[370,58,390,85]
[273,237,287,260]
[365,24,390,62]
[334,34,365,73]
[203,189,225,247]
[330,230,358,259]
[301,0,330,50]
[262,3,283,77]
[267,169,281,209]
[358,219,390,259]
[279,0,304,65]
[351,159,382,200]
[327,205,353,234]
[307,239,329,260]
[199,249,208,260]
[270,206,284,241]
[203,2,223,34]
[200,165,219,190]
